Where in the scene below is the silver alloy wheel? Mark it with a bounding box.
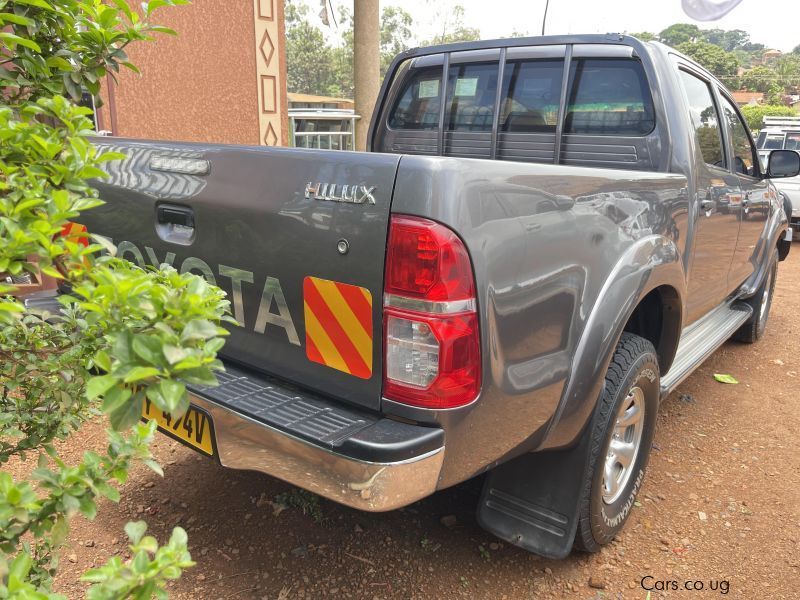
[602,386,646,504]
[759,265,773,322]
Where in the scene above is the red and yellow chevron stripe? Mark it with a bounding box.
[303,276,373,379]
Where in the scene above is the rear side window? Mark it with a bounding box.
[565,59,655,135]
[500,59,564,133]
[785,133,800,150]
[759,133,784,150]
[388,67,442,130]
[678,70,725,168]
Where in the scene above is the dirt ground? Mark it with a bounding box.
[10,249,800,599]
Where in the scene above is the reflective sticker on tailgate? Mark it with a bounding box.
[303,277,373,379]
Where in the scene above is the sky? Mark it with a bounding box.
[300,0,800,52]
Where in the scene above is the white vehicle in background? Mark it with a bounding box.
[756,116,800,234]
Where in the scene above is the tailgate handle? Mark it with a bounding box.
[157,205,194,229]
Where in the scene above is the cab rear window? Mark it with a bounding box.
[388,57,654,137]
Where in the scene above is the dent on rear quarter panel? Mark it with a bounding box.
[387,155,688,488]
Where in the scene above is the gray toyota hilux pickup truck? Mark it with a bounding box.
[75,35,799,559]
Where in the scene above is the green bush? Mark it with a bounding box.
[1,1,233,597]
[740,104,798,132]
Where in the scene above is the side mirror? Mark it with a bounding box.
[767,149,800,178]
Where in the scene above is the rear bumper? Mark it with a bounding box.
[23,290,446,511]
[188,366,445,512]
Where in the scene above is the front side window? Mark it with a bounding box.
[565,58,655,135]
[719,95,758,176]
[499,59,564,133]
[679,70,725,168]
[388,66,442,130]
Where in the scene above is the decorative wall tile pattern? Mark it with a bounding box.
[253,0,284,145]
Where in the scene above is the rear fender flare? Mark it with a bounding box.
[538,235,684,450]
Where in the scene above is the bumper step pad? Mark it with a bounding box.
[190,366,375,450]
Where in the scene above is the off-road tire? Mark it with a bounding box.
[574,333,659,552]
[734,251,778,344]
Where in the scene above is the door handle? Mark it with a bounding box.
[155,204,195,246]
[157,205,194,228]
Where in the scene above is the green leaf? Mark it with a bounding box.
[0,32,41,52]
[108,389,141,430]
[181,319,219,341]
[12,0,53,8]
[95,481,121,503]
[0,12,35,26]
[132,335,165,366]
[102,386,134,415]
[713,373,739,384]
[8,552,32,584]
[149,25,177,36]
[121,61,141,74]
[159,380,185,413]
[143,459,164,477]
[51,515,69,546]
[86,374,118,400]
[125,520,148,544]
[122,366,160,383]
[162,344,189,365]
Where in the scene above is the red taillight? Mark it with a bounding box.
[383,215,481,409]
[385,216,475,301]
[55,222,90,277]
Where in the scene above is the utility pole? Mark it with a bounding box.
[353,0,379,151]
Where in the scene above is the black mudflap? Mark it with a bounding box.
[476,430,591,559]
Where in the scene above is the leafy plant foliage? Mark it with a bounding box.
[1,0,233,597]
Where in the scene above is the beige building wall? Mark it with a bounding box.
[98,0,287,146]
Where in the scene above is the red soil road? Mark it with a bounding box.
[12,248,800,599]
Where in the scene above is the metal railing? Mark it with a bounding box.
[288,109,360,151]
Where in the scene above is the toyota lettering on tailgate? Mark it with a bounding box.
[115,241,301,346]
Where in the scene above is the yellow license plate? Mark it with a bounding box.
[142,399,215,457]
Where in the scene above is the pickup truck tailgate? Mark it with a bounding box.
[86,140,401,411]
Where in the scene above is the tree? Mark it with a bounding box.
[630,31,657,42]
[380,6,413,76]
[420,3,481,46]
[773,55,800,90]
[659,23,701,46]
[741,66,779,92]
[677,41,740,82]
[740,104,798,131]
[285,2,336,95]
[702,28,749,52]
[0,0,232,596]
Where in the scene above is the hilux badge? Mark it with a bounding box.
[305,182,376,205]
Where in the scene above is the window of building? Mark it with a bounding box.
[678,70,725,168]
[564,59,655,135]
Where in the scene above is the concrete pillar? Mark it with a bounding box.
[353,0,380,151]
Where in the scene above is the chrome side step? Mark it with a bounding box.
[660,301,752,395]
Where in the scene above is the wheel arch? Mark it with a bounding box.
[538,236,685,451]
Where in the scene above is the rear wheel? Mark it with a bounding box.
[734,252,778,344]
[574,333,659,552]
